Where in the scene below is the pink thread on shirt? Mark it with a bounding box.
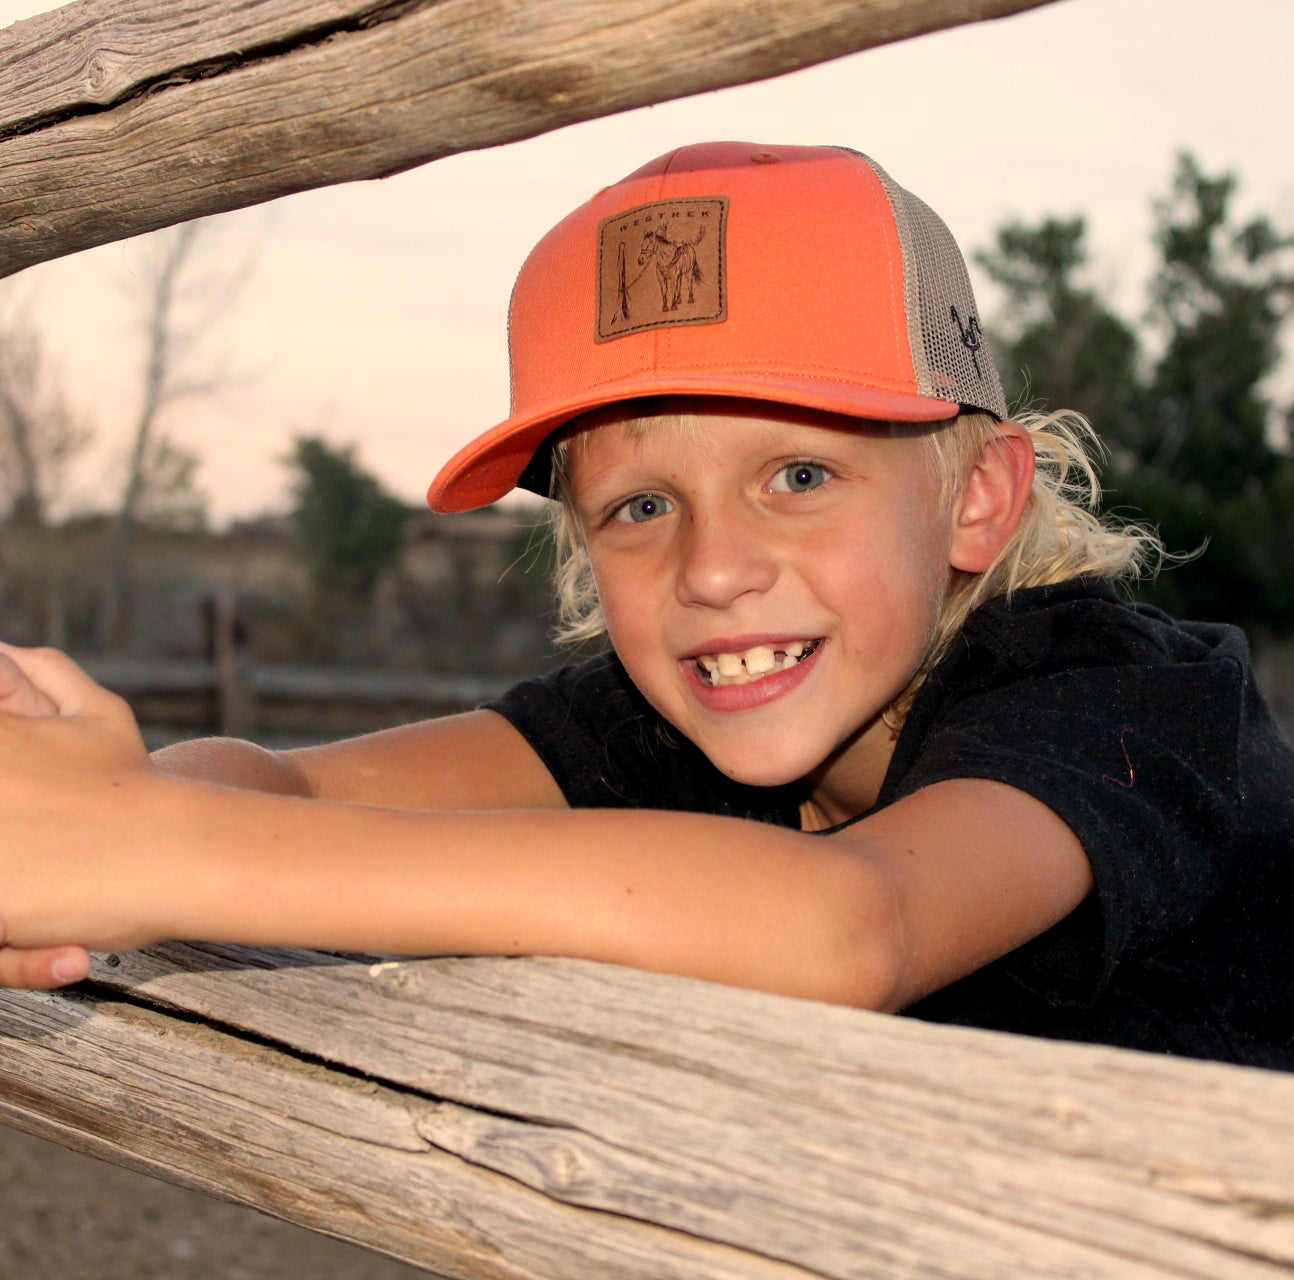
[1103,730,1135,789]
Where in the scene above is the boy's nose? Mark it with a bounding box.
[675,514,779,609]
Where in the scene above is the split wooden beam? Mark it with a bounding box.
[1,942,1292,1279]
[0,0,1060,280]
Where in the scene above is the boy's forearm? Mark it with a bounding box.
[67,776,896,1008]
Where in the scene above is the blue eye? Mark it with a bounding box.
[772,462,829,494]
[614,492,673,523]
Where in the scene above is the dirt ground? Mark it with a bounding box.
[0,1124,435,1280]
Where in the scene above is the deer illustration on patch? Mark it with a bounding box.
[597,197,728,342]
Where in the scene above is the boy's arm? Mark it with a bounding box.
[0,648,566,989]
[151,712,568,811]
[0,647,1091,1006]
[0,649,1090,1004]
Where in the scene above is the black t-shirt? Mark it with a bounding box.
[487,580,1294,1070]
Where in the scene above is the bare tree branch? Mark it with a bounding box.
[0,295,93,526]
[96,218,252,649]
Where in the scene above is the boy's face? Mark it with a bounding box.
[568,398,961,815]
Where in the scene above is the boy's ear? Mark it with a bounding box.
[948,421,1035,574]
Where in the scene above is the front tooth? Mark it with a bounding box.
[744,645,775,675]
[716,653,742,678]
[785,641,805,659]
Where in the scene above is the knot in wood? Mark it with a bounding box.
[84,53,112,93]
[538,1139,588,1191]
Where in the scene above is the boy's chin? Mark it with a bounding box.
[706,749,818,791]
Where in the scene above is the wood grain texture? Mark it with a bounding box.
[0,0,1060,279]
[0,980,801,1279]
[1,943,1291,1279]
[0,0,398,126]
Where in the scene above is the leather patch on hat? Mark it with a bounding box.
[596,197,728,342]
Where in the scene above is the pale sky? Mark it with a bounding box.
[3,0,1292,523]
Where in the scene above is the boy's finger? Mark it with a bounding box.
[0,643,119,718]
[0,944,93,990]
[0,653,23,697]
[0,651,60,718]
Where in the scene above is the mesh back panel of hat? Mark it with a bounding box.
[855,153,1007,419]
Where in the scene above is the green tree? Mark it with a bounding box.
[978,154,1294,634]
[287,435,409,628]
[975,215,1140,443]
[1128,154,1294,629]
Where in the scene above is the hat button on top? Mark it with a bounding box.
[750,151,781,164]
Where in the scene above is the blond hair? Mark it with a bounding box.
[543,403,1162,713]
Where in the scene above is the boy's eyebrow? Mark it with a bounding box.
[571,468,663,508]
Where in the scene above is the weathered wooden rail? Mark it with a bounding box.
[0,0,1058,279]
[2,943,1293,1280]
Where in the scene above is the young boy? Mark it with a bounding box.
[0,143,1290,1070]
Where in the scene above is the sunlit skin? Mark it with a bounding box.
[569,399,968,828]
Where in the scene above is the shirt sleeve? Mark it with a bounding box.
[888,595,1246,1009]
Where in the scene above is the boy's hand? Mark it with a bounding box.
[0,644,154,988]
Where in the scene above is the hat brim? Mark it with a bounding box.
[427,373,960,512]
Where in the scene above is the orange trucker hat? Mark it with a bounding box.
[428,142,1007,513]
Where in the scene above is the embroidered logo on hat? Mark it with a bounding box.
[950,304,986,380]
[596,197,728,342]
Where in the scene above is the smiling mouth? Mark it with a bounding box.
[694,639,822,687]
